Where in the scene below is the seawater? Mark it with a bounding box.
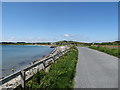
[1,45,53,77]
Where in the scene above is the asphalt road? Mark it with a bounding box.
[74,47,118,88]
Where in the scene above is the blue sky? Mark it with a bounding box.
[2,2,118,42]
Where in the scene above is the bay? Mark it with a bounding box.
[1,45,53,77]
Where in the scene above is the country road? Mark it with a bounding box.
[74,47,118,88]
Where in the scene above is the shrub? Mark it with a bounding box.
[89,46,120,58]
[26,47,78,89]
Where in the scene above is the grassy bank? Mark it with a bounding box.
[89,46,120,58]
[26,47,78,89]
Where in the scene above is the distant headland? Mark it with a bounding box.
[0,40,120,46]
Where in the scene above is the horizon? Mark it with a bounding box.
[0,40,119,43]
[2,2,118,43]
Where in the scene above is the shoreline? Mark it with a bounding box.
[31,47,56,64]
[1,45,56,79]
[0,44,51,46]
[0,46,69,89]
[1,44,51,46]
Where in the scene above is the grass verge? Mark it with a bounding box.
[89,46,120,58]
[26,46,78,89]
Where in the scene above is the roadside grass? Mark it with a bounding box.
[26,46,78,89]
[89,46,120,58]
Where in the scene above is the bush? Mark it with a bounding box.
[26,47,78,89]
[89,46,120,58]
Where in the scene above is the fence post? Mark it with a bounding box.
[20,70,25,88]
[60,51,63,55]
[52,56,55,63]
[43,61,46,69]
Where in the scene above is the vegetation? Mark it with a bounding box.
[1,42,51,45]
[26,47,78,89]
[55,40,120,46]
[1,40,120,46]
[55,40,92,46]
[89,46,120,58]
[92,41,120,45]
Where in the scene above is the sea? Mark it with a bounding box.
[0,45,54,77]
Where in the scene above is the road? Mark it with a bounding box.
[74,47,118,88]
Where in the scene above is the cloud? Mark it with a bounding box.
[62,33,91,42]
[64,34,71,37]
[63,34,74,38]
[2,34,91,43]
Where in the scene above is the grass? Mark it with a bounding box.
[89,46,120,58]
[26,46,78,89]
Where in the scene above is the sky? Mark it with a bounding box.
[2,2,118,43]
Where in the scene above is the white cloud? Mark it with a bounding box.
[64,34,71,37]
[2,34,91,43]
[62,33,91,42]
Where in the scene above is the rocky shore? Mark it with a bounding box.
[0,46,69,89]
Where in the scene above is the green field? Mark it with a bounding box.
[26,47,78,89]
[89,46,120,58]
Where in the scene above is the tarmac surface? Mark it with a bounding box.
[74,47,118,88]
